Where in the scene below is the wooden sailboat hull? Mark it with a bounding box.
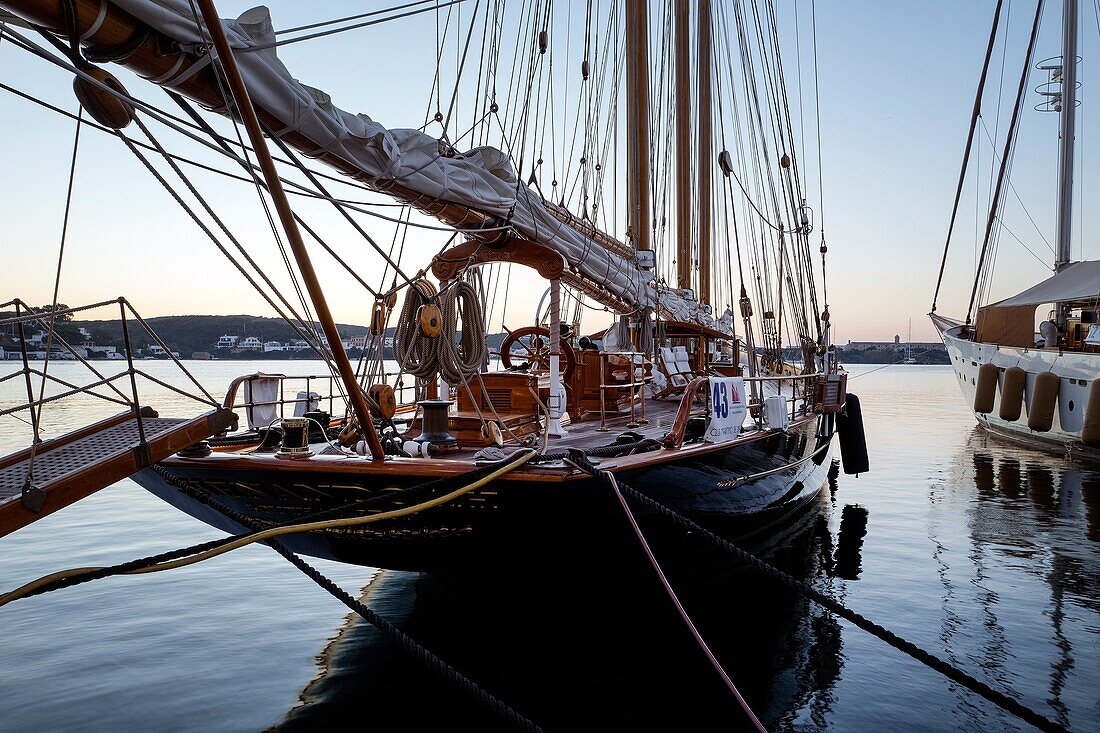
[132,417,833,571]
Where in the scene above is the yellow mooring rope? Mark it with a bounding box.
[0,449,536,608]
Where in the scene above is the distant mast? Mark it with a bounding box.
[1055,0,1078,273]
[626,0,652,253]
[696,0,713,304]
[674,0,693,291]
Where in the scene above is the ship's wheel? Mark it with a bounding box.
[497,326,576,380]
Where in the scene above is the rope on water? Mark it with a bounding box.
[0,458,542,732]
[161,470,543,733]
[563,452,1070,733]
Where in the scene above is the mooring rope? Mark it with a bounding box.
[591,465,767,732]
[0,454,542,731]
[0,450,535,606]
[562,451,1069,733]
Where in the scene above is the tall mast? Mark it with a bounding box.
[696,0,713,304]
[193,0,384,460]
[626,0,652,253]
[675,0,693,291]
[1055,0,1078,272]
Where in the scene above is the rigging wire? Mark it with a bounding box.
[967,0,1045,325]
[25,106,83,484]
[243,0,472,51]
[931,0,1005,313]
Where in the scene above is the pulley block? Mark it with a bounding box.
[73,67,134,130]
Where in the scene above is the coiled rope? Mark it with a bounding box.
[393,280,488,384]
[564,452,1069,733]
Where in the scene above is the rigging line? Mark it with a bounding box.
[810,0,825,235]
[244,0,470,51]
[967,0,1044,325]
[116,130,331,361]
[442,0,484,136]
[977,114,1054,252]
[184,0,328,373]
[127,114,330,353]
[995,216,1052,269]
[932,0,1005,313]
[274,0,440,36]
[26,105,83,482]
[262,121,414,289]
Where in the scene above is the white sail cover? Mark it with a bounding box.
[111,2,727,332]
[993,260,1100,307]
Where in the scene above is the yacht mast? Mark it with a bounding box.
[675,0,693,291]
[1055,0,1078,273]
[696,0,713,304]
[626,0,652,253]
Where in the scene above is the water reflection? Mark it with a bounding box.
[275,482,865,732]
[953,430,1100,728]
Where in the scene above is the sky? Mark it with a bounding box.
[1,0,1096,342]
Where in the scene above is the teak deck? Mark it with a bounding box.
[0,408,236,538]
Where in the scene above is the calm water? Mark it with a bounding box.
[1,362,1098,731]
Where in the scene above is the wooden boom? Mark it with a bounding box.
[0,0,639,312]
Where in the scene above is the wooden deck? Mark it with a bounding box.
[555,398,688,450]
[0,408,237,538]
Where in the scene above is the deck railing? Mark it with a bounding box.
[222,370,422,428]
[0,298,219,504]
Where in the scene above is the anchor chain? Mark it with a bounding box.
[564,452,1070,733]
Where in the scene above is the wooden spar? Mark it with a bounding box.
[192,0,384,460]
[696,0,713,305]
[674,0,692,291]
[0,0,507,240]
[0,0,646,314]
[626,0,652,252]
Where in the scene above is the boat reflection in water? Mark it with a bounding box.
[271,422,1100,731]
[951,430,1100,731]
[271,464,876,732]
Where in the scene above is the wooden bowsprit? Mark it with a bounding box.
[0,407,237,538]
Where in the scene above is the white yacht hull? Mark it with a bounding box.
[938,323,1100,461]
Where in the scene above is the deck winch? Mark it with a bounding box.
[276,417,313,459]
[412,399,458,453]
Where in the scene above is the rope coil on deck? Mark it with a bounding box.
[393,280,488,384]
[563,452,1070,733]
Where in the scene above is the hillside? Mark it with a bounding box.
[2,312,509,359]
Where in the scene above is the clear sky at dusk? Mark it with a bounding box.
[1,0,1095,342]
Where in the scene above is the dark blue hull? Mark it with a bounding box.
[134,416,834,571]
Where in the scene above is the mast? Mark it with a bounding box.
[696,0,713,305]
[675,0,693,291]
[193,0,385,460]
[1055,0,1078,273]
[626,0,652,253]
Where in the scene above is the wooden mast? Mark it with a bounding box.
[193,0,385,460]
[696,0,712,305]
[674,0,692,291]
[626,0,652,252]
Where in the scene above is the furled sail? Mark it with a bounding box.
[108,1,727,332]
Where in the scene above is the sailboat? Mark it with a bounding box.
[0,0,856,570]
[903,318,916,364]
[932,0,1100,462]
